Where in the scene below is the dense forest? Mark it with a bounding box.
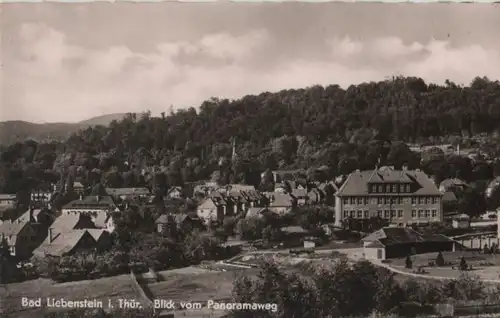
[2,76,500,207]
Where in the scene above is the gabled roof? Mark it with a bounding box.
[0,220,29,240]
[440,178,467,190]
[269,193,295,207]
[442,191,458,202]
[245,207,269,218]
[291,189,308,198]
[16,209,43,223]
[86,229,108,241]
[50,214,95,233]
[337,168,441,197]
[34,230,95,257]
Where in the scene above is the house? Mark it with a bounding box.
[105,187,152,201]
[0,194,16,210]
[166,187,183,199]
[196,196,228,224]
[268,193,296,215]
[362,227,456,260]
[30,184,55,207]
[155,214,203,233]
[291,189,309,206]
[308,188,325,205]
[280,226,311,248]
[274,183,288,193]
[452,214,471,229]
[0,220,38,258]
[62,195,119,219]
[439,178,468,194]
[48,214,96,240]
[33,229,98,258]
[334,167,443,227]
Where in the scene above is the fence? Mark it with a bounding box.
[129,270,154,309]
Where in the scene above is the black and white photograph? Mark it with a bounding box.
[1,2,500,318]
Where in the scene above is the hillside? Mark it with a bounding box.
[0,113,127,145]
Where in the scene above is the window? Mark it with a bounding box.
[357,210,363,218]
[384,210,390,219]
[411,210,417,218]
[398,210,403,218]
[391,197,397,204]
[386,185,391,192]
[392,184,397,193]
[363,197,369,205]
[432,197,439,204]
[418,210,423,218]
[343,198,348,205]
[350,197,355,205]
[377,210,383,218]
[400,185,405,193]
[426,197,431,204]
[398,197,403,204]
[384,197,390,204]
[364,210,369,218]
[418,197,424,204]
[372,185,377,193]
[357,198,363,205]
[406,184,411,192]
[378,185,384,192]
[432,209,437,218]
[344,211,349,218]
[378,197,383,204]
[390,210,396,218]
[350,211,355,217]
[411,197,417,205]
[425,210,430,218]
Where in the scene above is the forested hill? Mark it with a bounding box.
[2,76,500,197]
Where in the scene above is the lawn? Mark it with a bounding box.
[2,274,141,317]
[147,268,260,303]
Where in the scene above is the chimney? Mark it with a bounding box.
[48,228,54,243]
[79,194,83,200]
[96,195,100,202]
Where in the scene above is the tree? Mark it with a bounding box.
[458,187,487,218]
[405,256,413,269]
[435,252,445,266]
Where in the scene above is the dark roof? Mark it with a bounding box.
[63,195,116,210]
[337,168,441,197]
[34,230,95,257]
[440,178,467,190]
[106,187,151,196]
[363,227,453,246]
[442,191,458,202]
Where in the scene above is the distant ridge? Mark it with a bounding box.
[0,113,128,145]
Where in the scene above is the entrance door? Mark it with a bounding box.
[377,249,383,259]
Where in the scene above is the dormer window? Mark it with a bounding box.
[386,185,391,192]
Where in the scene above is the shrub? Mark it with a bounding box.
[405,256,413,269]
[436,252,445,267]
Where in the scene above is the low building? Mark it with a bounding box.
[155,214,202,234]
[166,187,183,199]
[439,178,468,193]
[196,196,227,224]
[362,227,456,260]
[452,214,471,229]
[291,189,309,206]
[30,184,55,207]
[0,194,16,210]
[105,187,152,201]
[62,195,119,217]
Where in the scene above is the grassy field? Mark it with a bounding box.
[390,251,500,268]
[2,274,141,318]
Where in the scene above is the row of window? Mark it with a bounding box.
[369,183,411,193]
[342,196,440,206]
[343,209,439,219]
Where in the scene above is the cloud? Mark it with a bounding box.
[2,23,500,123]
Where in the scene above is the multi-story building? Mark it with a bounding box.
[334,167,443,227]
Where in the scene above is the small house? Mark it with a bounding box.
[452,214,471,229]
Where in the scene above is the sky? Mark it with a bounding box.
[1,3,500,123]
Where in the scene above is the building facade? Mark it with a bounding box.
[334,167,443,227]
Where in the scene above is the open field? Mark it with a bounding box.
[2,274,141,317]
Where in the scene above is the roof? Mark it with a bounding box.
[245,207,269,218]
[86,229,107,241]
[16,209,43,223]
[226,184,256,192]
[105,187,151,196]
[336,168,441,197]
[269,193,295,207]
[156,213,194,224]
[0,220,28,240]
[50,214,93,233]
[63,195,116,210]
[442,191,458,202]
[363,227,453,246]
[73,181,84,188]
[93,213,111,228]
[291,189,308,198]
[0,194,16,200]
[34,230,94,257]
[440,178,467,190]
[280,226,308,234]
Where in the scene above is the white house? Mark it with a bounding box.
[452,214,471,229]
[196,197,227,224]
